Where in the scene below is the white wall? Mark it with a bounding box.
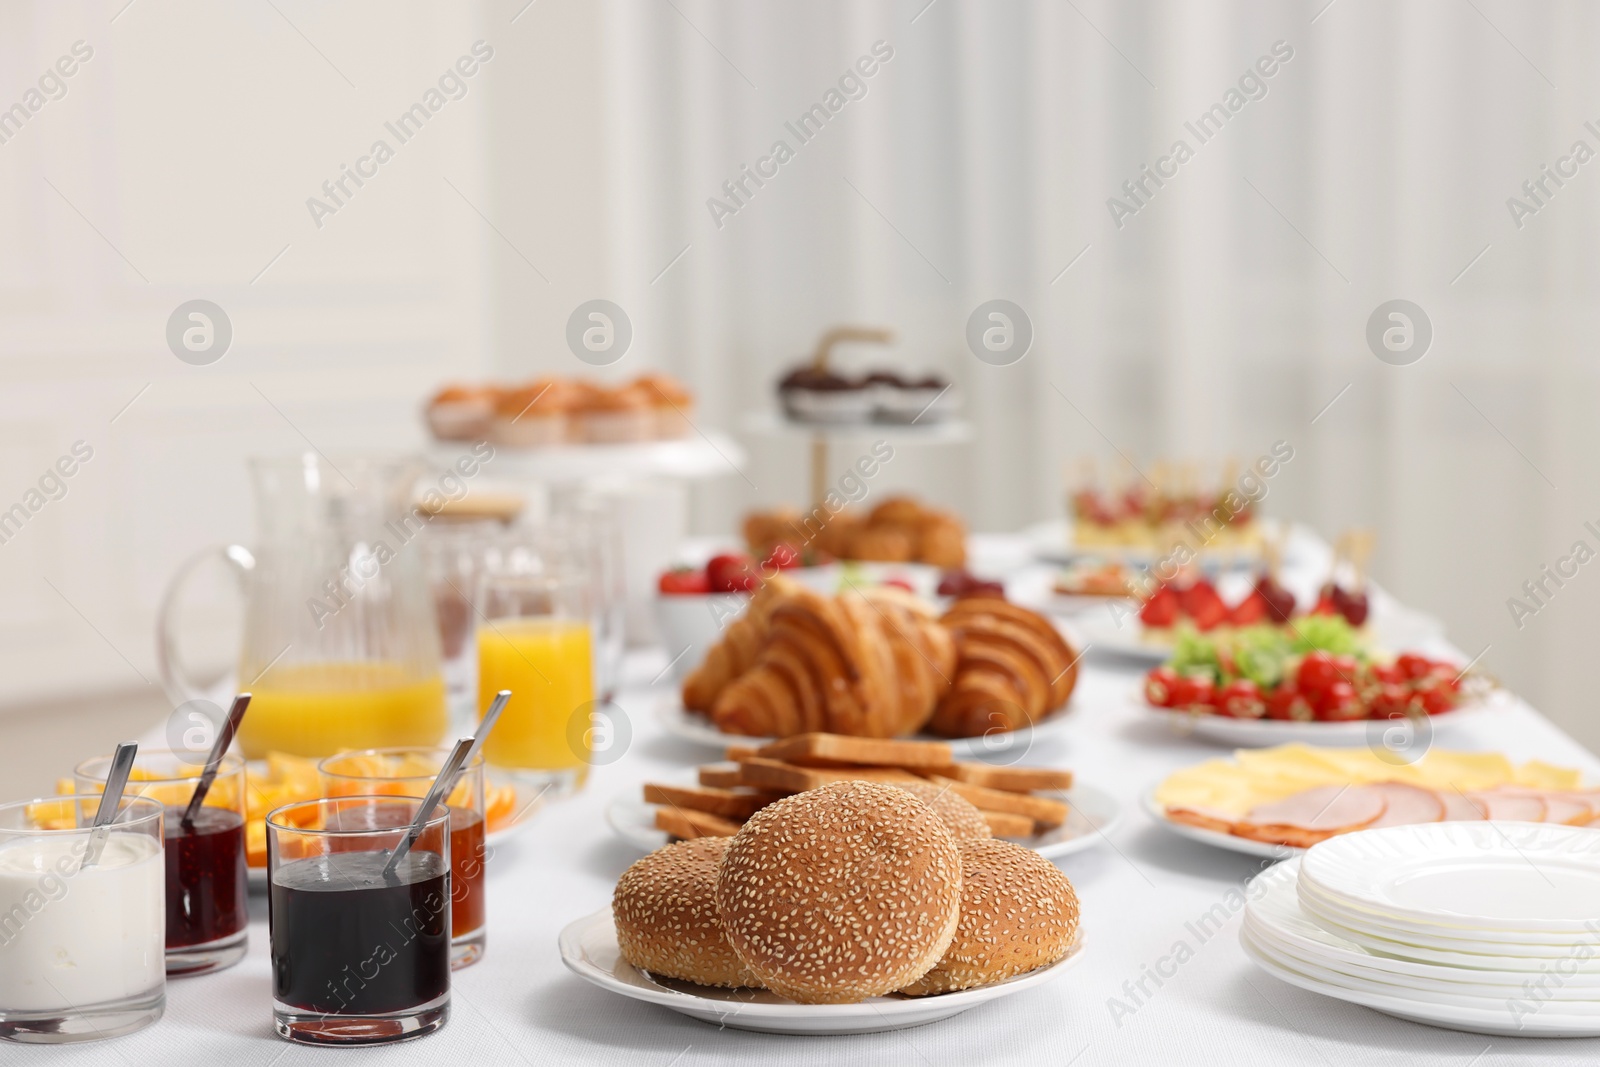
[4,0,1599,758]
[0,0,503,704]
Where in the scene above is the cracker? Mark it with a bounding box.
[653,807,742,840]
[924,775,1069,827]
[644,783,779,820]
[756,733,954,769]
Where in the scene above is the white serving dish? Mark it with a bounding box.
[1138,689,1508,748]
[652,591,752,682]
[558,908,1084,1035]
[1301,821,1600,932]
[1241,860,1600,1036]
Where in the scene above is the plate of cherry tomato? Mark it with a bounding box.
[1141,650,1500,747]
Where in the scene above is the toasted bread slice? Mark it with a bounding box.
[697,762,746,789]
[981,810,1037,838]
[756,733,954,769]
[644,783,780,820]
[933,763,1074,793]
[653,807,742,840]
[924,775,1069,827]
[735,757,925,793]
[724,745,762,762]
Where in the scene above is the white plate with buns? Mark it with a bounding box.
[559,908,1084,1035]
[608,780,1123,861]
[656,695,1074,759]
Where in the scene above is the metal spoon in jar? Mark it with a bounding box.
[180,692,252,832]
[82,741,138,868]
[381,689,511,878]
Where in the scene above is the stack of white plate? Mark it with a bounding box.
[1242,822,1600,1037]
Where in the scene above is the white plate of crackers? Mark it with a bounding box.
[606,732,1123,861]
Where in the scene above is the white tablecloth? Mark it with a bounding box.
[29,532,1600,1066]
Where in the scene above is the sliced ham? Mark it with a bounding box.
[1438,791,1487,820]
[1232,785,1387,847]
[1165,806,1237,834]
[1467,790,1547,822]
[1366,782,1446,827]
[1541,796,1592,825]
[1485,787,1597,825]
[1555,792,1600,824]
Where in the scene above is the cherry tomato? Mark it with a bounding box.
[881,577,915,593]
[657,567,710,595]
[1170,674,1215,712]
[1296,652,1340,697]
[1219,679,1266,719]
[1427,662,1461,686]
[1372,663,1406,686]
[1144,667,1180,708]
[705,553,758,593]
[1330,654,1361,684]
[1265,685,1314,722]
[761,543,801,571]
[1370,682,1413,719]
[1315,680,1365,721]
[1419,686,1457,715]
[1396,652,1433,680]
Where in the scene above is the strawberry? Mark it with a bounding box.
[657,567,709,595]
[705,553,758,593]
[1139,586,1180,627]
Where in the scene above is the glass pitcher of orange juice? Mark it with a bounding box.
[157,454,448,759]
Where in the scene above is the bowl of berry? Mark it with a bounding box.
[653,546,805,681]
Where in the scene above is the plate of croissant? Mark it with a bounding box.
[670,576,1081,755]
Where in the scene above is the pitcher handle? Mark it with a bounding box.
[156,544,256,704]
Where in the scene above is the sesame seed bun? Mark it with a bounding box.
[715,780,963,1004]
[900,838,1081,995]
[613,837,761,989]
[887,781,992,842]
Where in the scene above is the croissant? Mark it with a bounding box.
[681,575,800,712]
[853,586,956,736]
[928,598,1079,737]
[704,584,952,738]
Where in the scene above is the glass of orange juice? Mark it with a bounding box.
[475,535,597,797]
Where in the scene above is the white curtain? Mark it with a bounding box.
[600,0,1600,746]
